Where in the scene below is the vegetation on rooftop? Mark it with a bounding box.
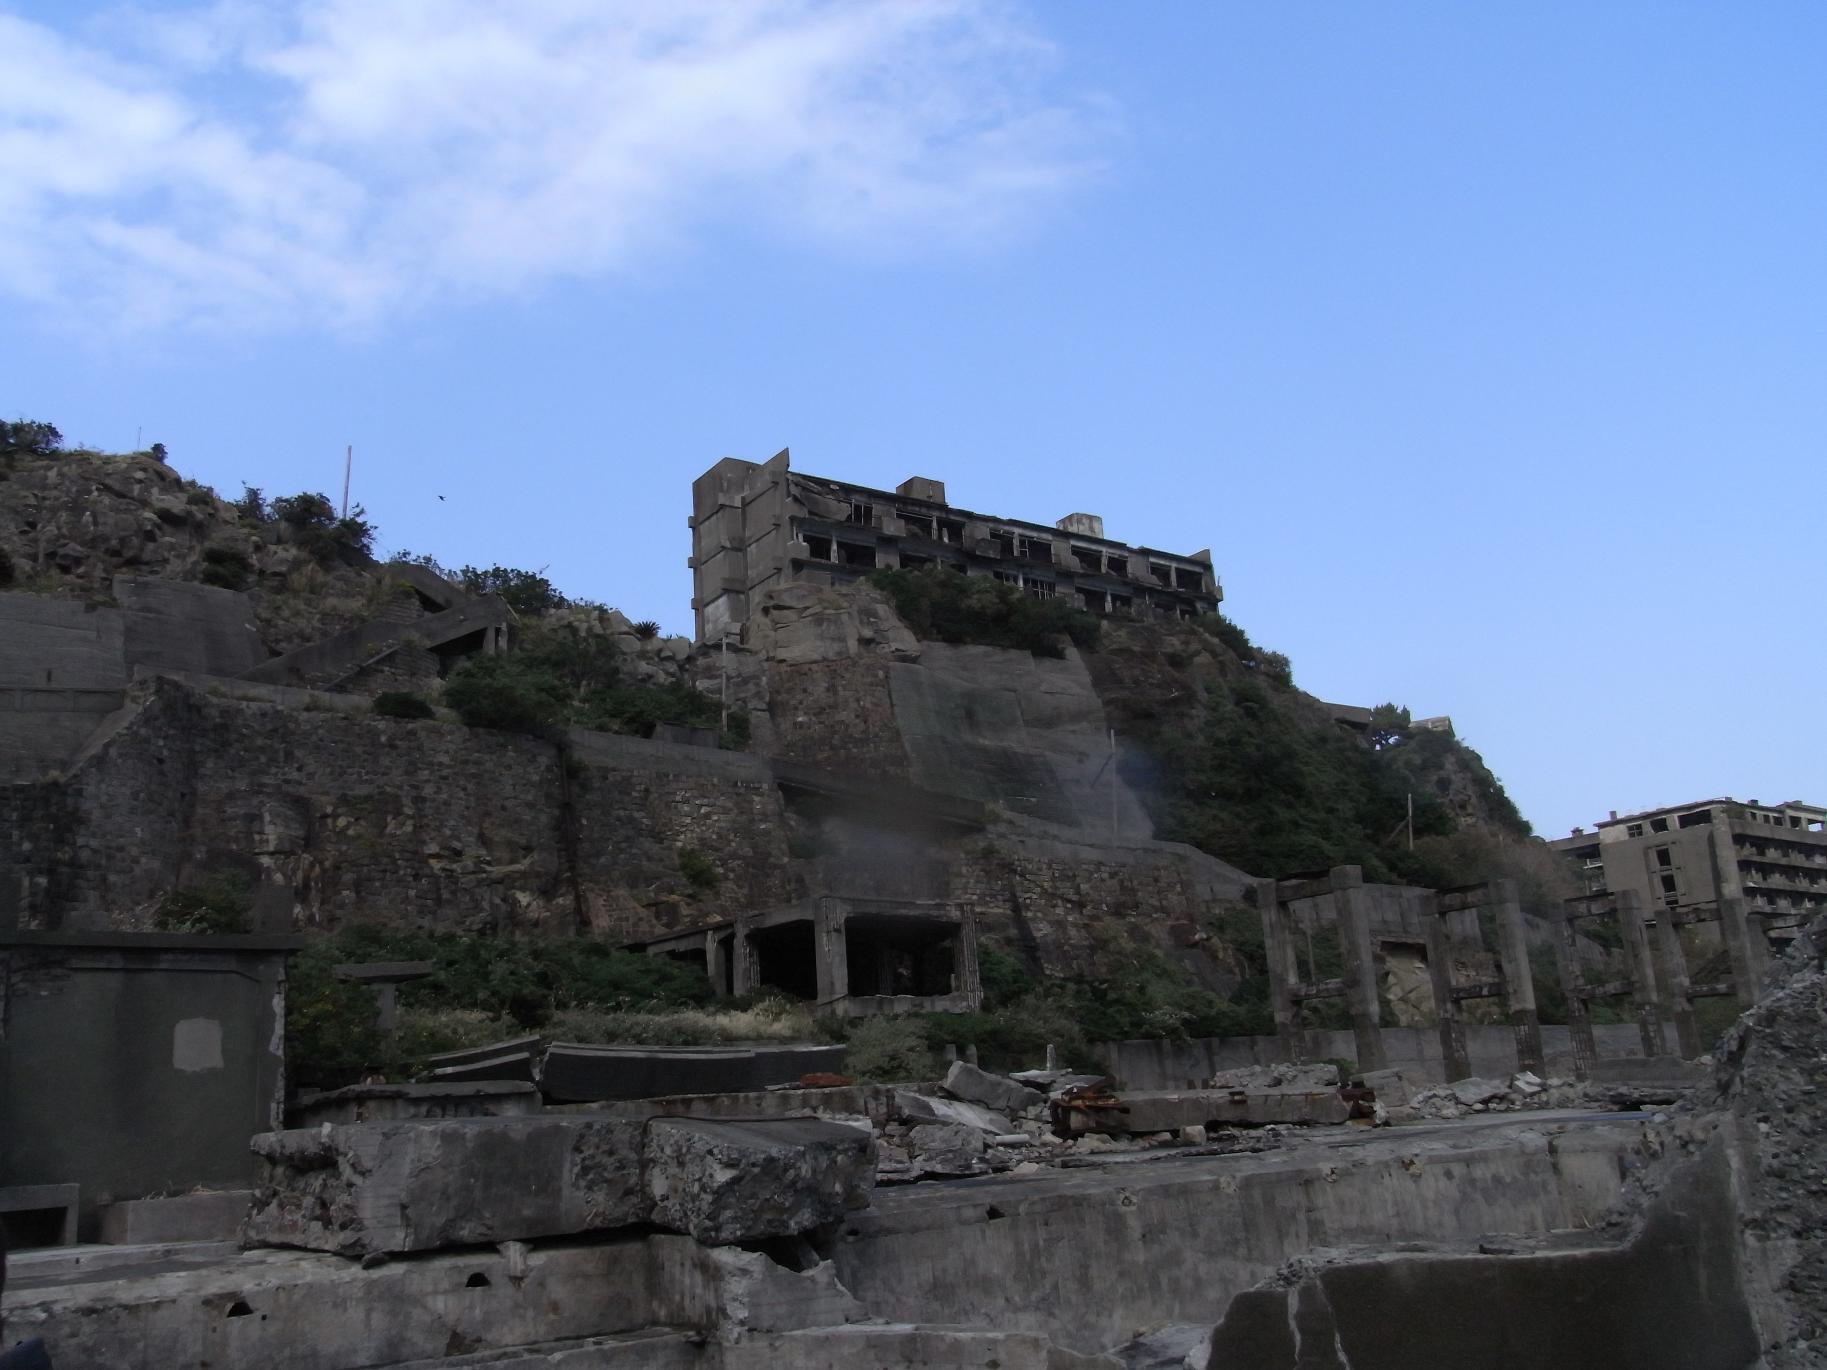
[867,564,1100,658]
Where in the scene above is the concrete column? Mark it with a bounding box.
[705,932,729,999]
[1615,889,1669,1058]
[1553,906,1597,1080]
[813,899,849,1006]
[955,911,982,1005]
[1491,879,1544,1075]
[1330,866,1387,1073]
[1718,895,1768,1004]
[1258,880,1301,1060]
[1420,897,1470,1083]
[1650,906,1703,1060]
[731,916,759,997]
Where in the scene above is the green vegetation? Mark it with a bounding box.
[372,691,436,720]
[458,563,568,616]
[285,927,717,1083]
[868,565,1099,658]
[844,1015,940,1082]
[152,872,253,934]
[676,847,720,892]
[0,417,62,462]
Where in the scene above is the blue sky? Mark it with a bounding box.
[3,1,1822,839]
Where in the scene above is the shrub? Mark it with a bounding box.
[575,680,722,739]
[270,490,375,564]
[443,654,570,736]
[845,1015,938,1082]
[632,620,661,640]
[373,691,435,720]
[459,564,567,616]
[677,847,720,891]
[868,566,1099,658]
[286,943,385,1084]
[0,418,62,460]
[234,485,269,522]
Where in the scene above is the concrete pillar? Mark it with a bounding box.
[1491,879,1544,1075]
[955,910,982,1005]
[1553,905,1597,1080]
[1330,866,1388,1073]
[1718,895,1768,1004]
[813,899,848,1006]
[1258,880,1302,1060]
[731,916,759,997]
[706,932,729,999]
[1420,895,1470,1083]
[1649,906,1703,1060]
[1615,889,1669,1058]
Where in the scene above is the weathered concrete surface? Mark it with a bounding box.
[98,1190,252,1245]
[1203,1136,1758,1370]
[832,1114,1649,1353]
[245,1116,647,1255]
[1070,1088,1348,1134]
[289,1079,542,1127]
[2,1238,658,1370]
[943,1060,1045,1115]
[645,1235,864,1337]
[245,1115,873,1255]
[645,1118,874,1246]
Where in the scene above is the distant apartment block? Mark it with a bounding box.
[1550,797,1827,943]
[689,449,1222,642]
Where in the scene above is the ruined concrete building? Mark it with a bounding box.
[690,448,1222,641]
[1551,796,1827,946]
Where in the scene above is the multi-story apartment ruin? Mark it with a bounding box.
[689,449,1222,641]
[1550,797,1827,944]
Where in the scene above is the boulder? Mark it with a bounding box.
[645,1118,875,1246]
[942,1060,1045,1115]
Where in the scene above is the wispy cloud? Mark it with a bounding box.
[0,1,1106,332]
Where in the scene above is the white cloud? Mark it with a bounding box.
[0,1,1106,332]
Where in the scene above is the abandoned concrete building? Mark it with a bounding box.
[689,448,1222,641]
[637,896,981,1016]
[1551,796,1827,948]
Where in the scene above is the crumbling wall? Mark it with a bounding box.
[765,657,910,779]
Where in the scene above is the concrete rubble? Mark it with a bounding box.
[243,1114,874,1255]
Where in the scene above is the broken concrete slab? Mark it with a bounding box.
[905,1123,988,1178]
[1449,1077,1510,1107]
[896,1091,1013,1134]
[245,1115,873,1256]
[644,1118,875,1247]
[646,1234,865,1338]
[943,1060,1045,1115]
[1208,1063,1340,1091]
[245,1116,648,1256]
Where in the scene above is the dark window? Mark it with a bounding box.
[1660,872,1678,893]
[1078,587,1104,611]
[1174,567,1201,591]
[847,501,875,526]
[1018,536,1053,563]
[901,512,934,539]
[937,518,965,544]
[1650,817,1670,833]
[1072,546,1102,573]
[901,552,932,569]
[1678,810,1712,829]
[803,533,832,561]
[1150,563,1172,587]
[1655,848,1673,869]
[1109,593,1132,612]
[1626,823,1644,837]
[994,531,1016,557]
[836,542,876,568]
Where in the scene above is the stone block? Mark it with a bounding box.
[943,1060,1045,1115]
[905,1123,988,1178]
[1450,1077,1509,1107]
[1358,1068,1413,1108]
[245,1116,648,1255]
[643,1118,875,1246]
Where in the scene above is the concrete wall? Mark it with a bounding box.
[1093,1022,1654,1088]
[0,931,294,1237]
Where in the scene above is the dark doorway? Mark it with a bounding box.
[845,916,957,997]
[751,921,819,1000]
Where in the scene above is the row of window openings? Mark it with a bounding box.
[845,501,1202,590]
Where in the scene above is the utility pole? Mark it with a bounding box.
[1407,792,1414,850]
[341,444,353,519]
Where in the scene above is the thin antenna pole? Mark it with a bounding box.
[341,444,353,519]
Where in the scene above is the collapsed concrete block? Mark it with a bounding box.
[905,1123,988,1177]
[1208,1062,1341,1091]
[98,1190,252,1245]
[647,1233,865,1337]
[645,1118,875,1247]
[246,1115,873,1256]
[1450,1077,1510,1107]
[1358,1068,1413,1108]
[896,1091,1012,1134]
[245,1116,648,1256]
[943,1060,1045,1115]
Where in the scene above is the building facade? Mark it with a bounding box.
[690,449,1221,642]
[1550,797,1827,941]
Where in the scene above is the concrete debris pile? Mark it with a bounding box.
[1405,1066,1697,1120]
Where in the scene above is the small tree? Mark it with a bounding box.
[0,418,62,461]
